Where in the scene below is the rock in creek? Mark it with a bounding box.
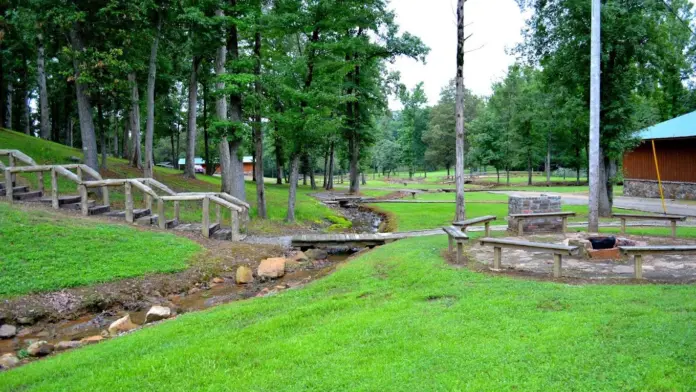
[108,314,138,336]
[0,353,19,369]
[0,324,17,339]
[257,258,286,279]
[145,306,171,324]
[55,340,83,351]
[80,335,105,344]
[292,251,309,262]
[305,249,328,260]
[236,265,254,284]
[27,341,54,357]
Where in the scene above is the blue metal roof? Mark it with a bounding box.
[639,110,696,140]
[177,157,205,165]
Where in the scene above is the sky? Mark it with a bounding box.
[386,0,528,109]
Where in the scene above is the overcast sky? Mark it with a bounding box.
[386,0,528,109]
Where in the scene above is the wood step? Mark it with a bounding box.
[62,200,96,210]
[39,195,82,206]
[13,190,43,201]
[211,229,231,241]
[136,214,178,229]
[105,209,151,220]
[0,186,29,196]
[208,223,220,235]
[88,205,111,215]
[0,182,16,191]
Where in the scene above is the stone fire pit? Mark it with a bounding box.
[563,234,646,260]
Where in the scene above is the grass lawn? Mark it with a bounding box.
[0,203,202,297]
[2,235,695,391]
[0,129,340,234]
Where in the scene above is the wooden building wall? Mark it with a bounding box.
[623,137,696,182]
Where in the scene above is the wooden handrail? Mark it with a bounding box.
[54,166,80,183]
[129,180,159,199]
[144,178,177,195]
[0,149,37,166]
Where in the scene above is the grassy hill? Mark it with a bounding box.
[0,129,343,234]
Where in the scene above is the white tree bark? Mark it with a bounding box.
[588,0,601,232]
[37,33,50,139]
[144,15,162,178]
[184,56,199,179]
[128,72,142,169]
[454,0,467,221]
[215,9,234,194]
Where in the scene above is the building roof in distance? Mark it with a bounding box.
[177,157,205,165]
[640,110,696,140]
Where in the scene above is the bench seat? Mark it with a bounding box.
[452,215,497,236]
[612,213,687,239]
[619,245,696,279]
[479,237,578,277]
[509,212,576,235]
[443,226,469,264]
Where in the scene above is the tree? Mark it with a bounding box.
[454,0,466,221]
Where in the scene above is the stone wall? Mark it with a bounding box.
[508,195,563,233]
[624,179,696,201]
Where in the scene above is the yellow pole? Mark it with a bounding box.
[651,139,667,214]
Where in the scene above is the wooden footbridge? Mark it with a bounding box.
[292,229,443,249]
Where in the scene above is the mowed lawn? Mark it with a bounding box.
[0,203,201,297]
[1,235,695,391]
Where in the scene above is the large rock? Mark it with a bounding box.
[292,251,309,262]
[55,340,83,351]
[257,258,286,279]
[80,335,105,344]
[0,324,17,339]
[305,248,328,260]
[27,341,54,357]
[145,306,171,324]
[0,353,19,369]
[108,314,138,336]
[236,265,254,284]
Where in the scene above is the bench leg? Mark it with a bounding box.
[493,247,501,270]
[448,236,453,253]
[553,254,562,278]
[634,255,643,279]
[671,220,677,240]
[485,222,490,237]
[456,242,464,264]
[562,217,567,234]
[518,219,524,236]
[621,218,626,235]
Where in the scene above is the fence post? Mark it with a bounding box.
[37,171,45,194]
[202,196,210,238]
[51,168,59,209]
[79,184,89,216]
[102,186,109,207]
[231,209,240,241]
[215,204,221,225]
[174,201,180,223]
[124,182,134,223]
[5,169,13,202]
[158,198,166,229]
[7,154,16,185]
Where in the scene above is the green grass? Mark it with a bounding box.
[0,129,338,234]
[2,235,695,391]
[0,203,202,297]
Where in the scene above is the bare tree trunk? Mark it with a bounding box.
[122,111,130,160]
[361,172,366,186]
[527,151,532,186]
[545,134,551,186]
[69,25,99,172]
[588,0,601,232]
[203,83,212,176]
[144,14,162,178]
[274,128,284,185]
[0,46,4,129]
[128,72,142,168]
[112,111,119,157]
[4,81,11,129]
[171,129,176,169]
[68,117,74,147]
[253,32,266,218]
[454,0,467,221]
[286,154,300,222]
[24,92,30,135]
[322,149,328,188]
[37,33,50,139]
[97,94,107,170]
[598,152,614,217]
[215,9,233,194]
[184,56,200,179]
[227,7,246,202]
[326,141,335,190]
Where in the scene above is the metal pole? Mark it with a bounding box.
[651,140,668,214]
[588,0,601,232]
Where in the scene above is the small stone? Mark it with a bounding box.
[144,306,171,324]
[188,287,201,295]
[0,324,17,339]
[80,335,105,344]
[211,277,225,284]
[257,258,286,279]
[27,341,54,357]
[236,265,254,284]
[0,353,19,369]
[55,340,83,351]
[305,249,328,260]
[108,314,138,336]
[16,316,34,325]
[292,251,309,262]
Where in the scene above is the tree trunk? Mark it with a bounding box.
[598,152,614,217]
[361,172,366,186]
[527,151,532,186]
[144,14,162,178]
[274,126,284,185]
[203,82,212,175]
[215,9,233,194]
[184,56,200,179]
[69,25,99,172]
[37,33,50,139]
[322,149,328,188]
[171,130,176,170]
[128,72,142,168]
[97,94,107,170]
[24,90,31,135]
[122,111,130,159]
[68,117,74,147]
[5,81,12,129]
[496,167,500,183]
[227,6,246,201]
[326,140,335,190]
[309,155,316,190]
[588,0,601,232]
[545,134,551,186]
[253,31,266,218]
[286,154,300,222]
[112,111,119,157]
[454,0,467,221]
[0,45,4,129]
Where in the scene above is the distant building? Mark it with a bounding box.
[177,157,206,171]
[623,110,696,200]
[214,156,255,176]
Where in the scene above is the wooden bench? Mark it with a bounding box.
[509,211,576,236]
[452,215,497,236]
[612,213,687,239]
[619,245,696,279]
[479,237,578,278]
[443,226,469,264]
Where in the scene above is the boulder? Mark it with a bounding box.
[0,353,19,369]
[27,341,54,357]
[0,324,17,339]
[257,258,286,279]
[108,314,138,336]
[236,265,254,284]
[145,306,171,324]
[55,340,83,351]
[80,335,105,344]
[305,248,328,260]
[292,251,309,262]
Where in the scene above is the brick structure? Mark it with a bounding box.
[624,179,696,201]
[508,195,563,233]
